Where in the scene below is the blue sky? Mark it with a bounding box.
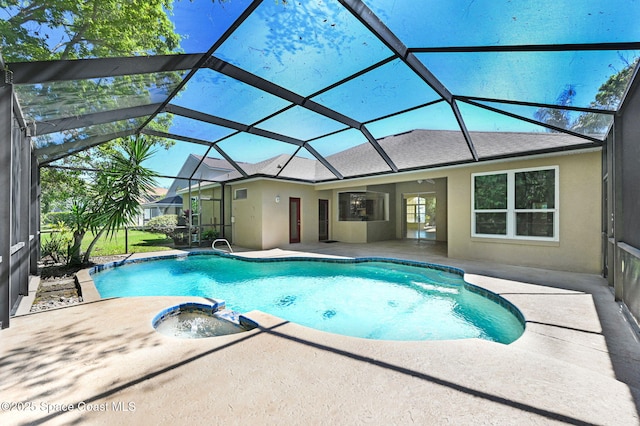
[150,0,251,186]
[9,0,635,187]
[170,0,253,53]
[144,0,638,187]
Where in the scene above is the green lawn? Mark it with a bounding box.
[41,228,173,257]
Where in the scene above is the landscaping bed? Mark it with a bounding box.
[32,255,128,312]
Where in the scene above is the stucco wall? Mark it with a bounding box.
[229,180,321,249]
[325,184,399,243]
[434,178,448,242]
[366,183,396,242]
[447,150,602,273]
[230,181,264,249]
[259,181,319,248]
[330,186,368,243]
[197,149,601,272]
[195,180,375,248]
[331,220,368,243]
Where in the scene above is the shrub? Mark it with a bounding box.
[41,222,73,264]
[146,214,178,238]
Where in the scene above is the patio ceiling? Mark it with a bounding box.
[5,0,640,184]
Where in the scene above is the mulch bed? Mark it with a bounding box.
[31,255,129,312]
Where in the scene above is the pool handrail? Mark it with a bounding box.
[212,238,233,253]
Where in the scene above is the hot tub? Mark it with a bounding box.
[152,302,258,339]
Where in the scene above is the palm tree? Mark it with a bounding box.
[67,135,158,264]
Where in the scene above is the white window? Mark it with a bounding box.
[472,166,559,241]
[234,188,247,200]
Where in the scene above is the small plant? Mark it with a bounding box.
[202,229,219,240]
[41,222,73,264]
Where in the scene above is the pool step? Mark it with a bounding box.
[214,308,259,331]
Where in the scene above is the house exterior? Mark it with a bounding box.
[139,195,183,225]
[140,154,239,227]
[132,187,167,226]
[177,131,601,274]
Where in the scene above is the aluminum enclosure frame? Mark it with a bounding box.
[1,63,39,328]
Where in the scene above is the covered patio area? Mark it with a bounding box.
[2,241,639,424]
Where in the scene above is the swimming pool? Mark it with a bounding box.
[91,253,525,343]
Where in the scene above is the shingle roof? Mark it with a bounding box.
[192,155,242,171]
[377,130,590,170]
[139,187,168,203]
[198,130,595,184]
[322,130,591,178]
[470,131,591,158]
[152,195,184,206]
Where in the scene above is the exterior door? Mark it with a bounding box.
[318,199,329,241]
[404,192,436,240]
[289,197,301,243]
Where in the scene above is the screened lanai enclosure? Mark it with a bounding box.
[2,0,640,328]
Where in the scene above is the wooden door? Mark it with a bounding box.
[318,199,329,241]
[289,197,301,243]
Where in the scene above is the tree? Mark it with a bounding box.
[40,167,87,213]
[0,0,182,143]
[66,135,158,264]
[533,85,576,132]
[535,58,639,135]
[0,0,180,62]
[1,0,181,214]
[572,58,639,134]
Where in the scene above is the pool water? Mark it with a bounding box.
[92,255,525,343]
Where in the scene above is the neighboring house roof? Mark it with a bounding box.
[175,130,593,189]
[137,187,169,224]
[149,187,169,198]
[141,195,183,208]
[154,195,184,206]
[138,187,168,204]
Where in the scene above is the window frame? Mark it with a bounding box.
[338,191,389,222]
[234,188,247,200]
[471,166,559,241]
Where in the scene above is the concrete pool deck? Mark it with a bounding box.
[1,240,639,425]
